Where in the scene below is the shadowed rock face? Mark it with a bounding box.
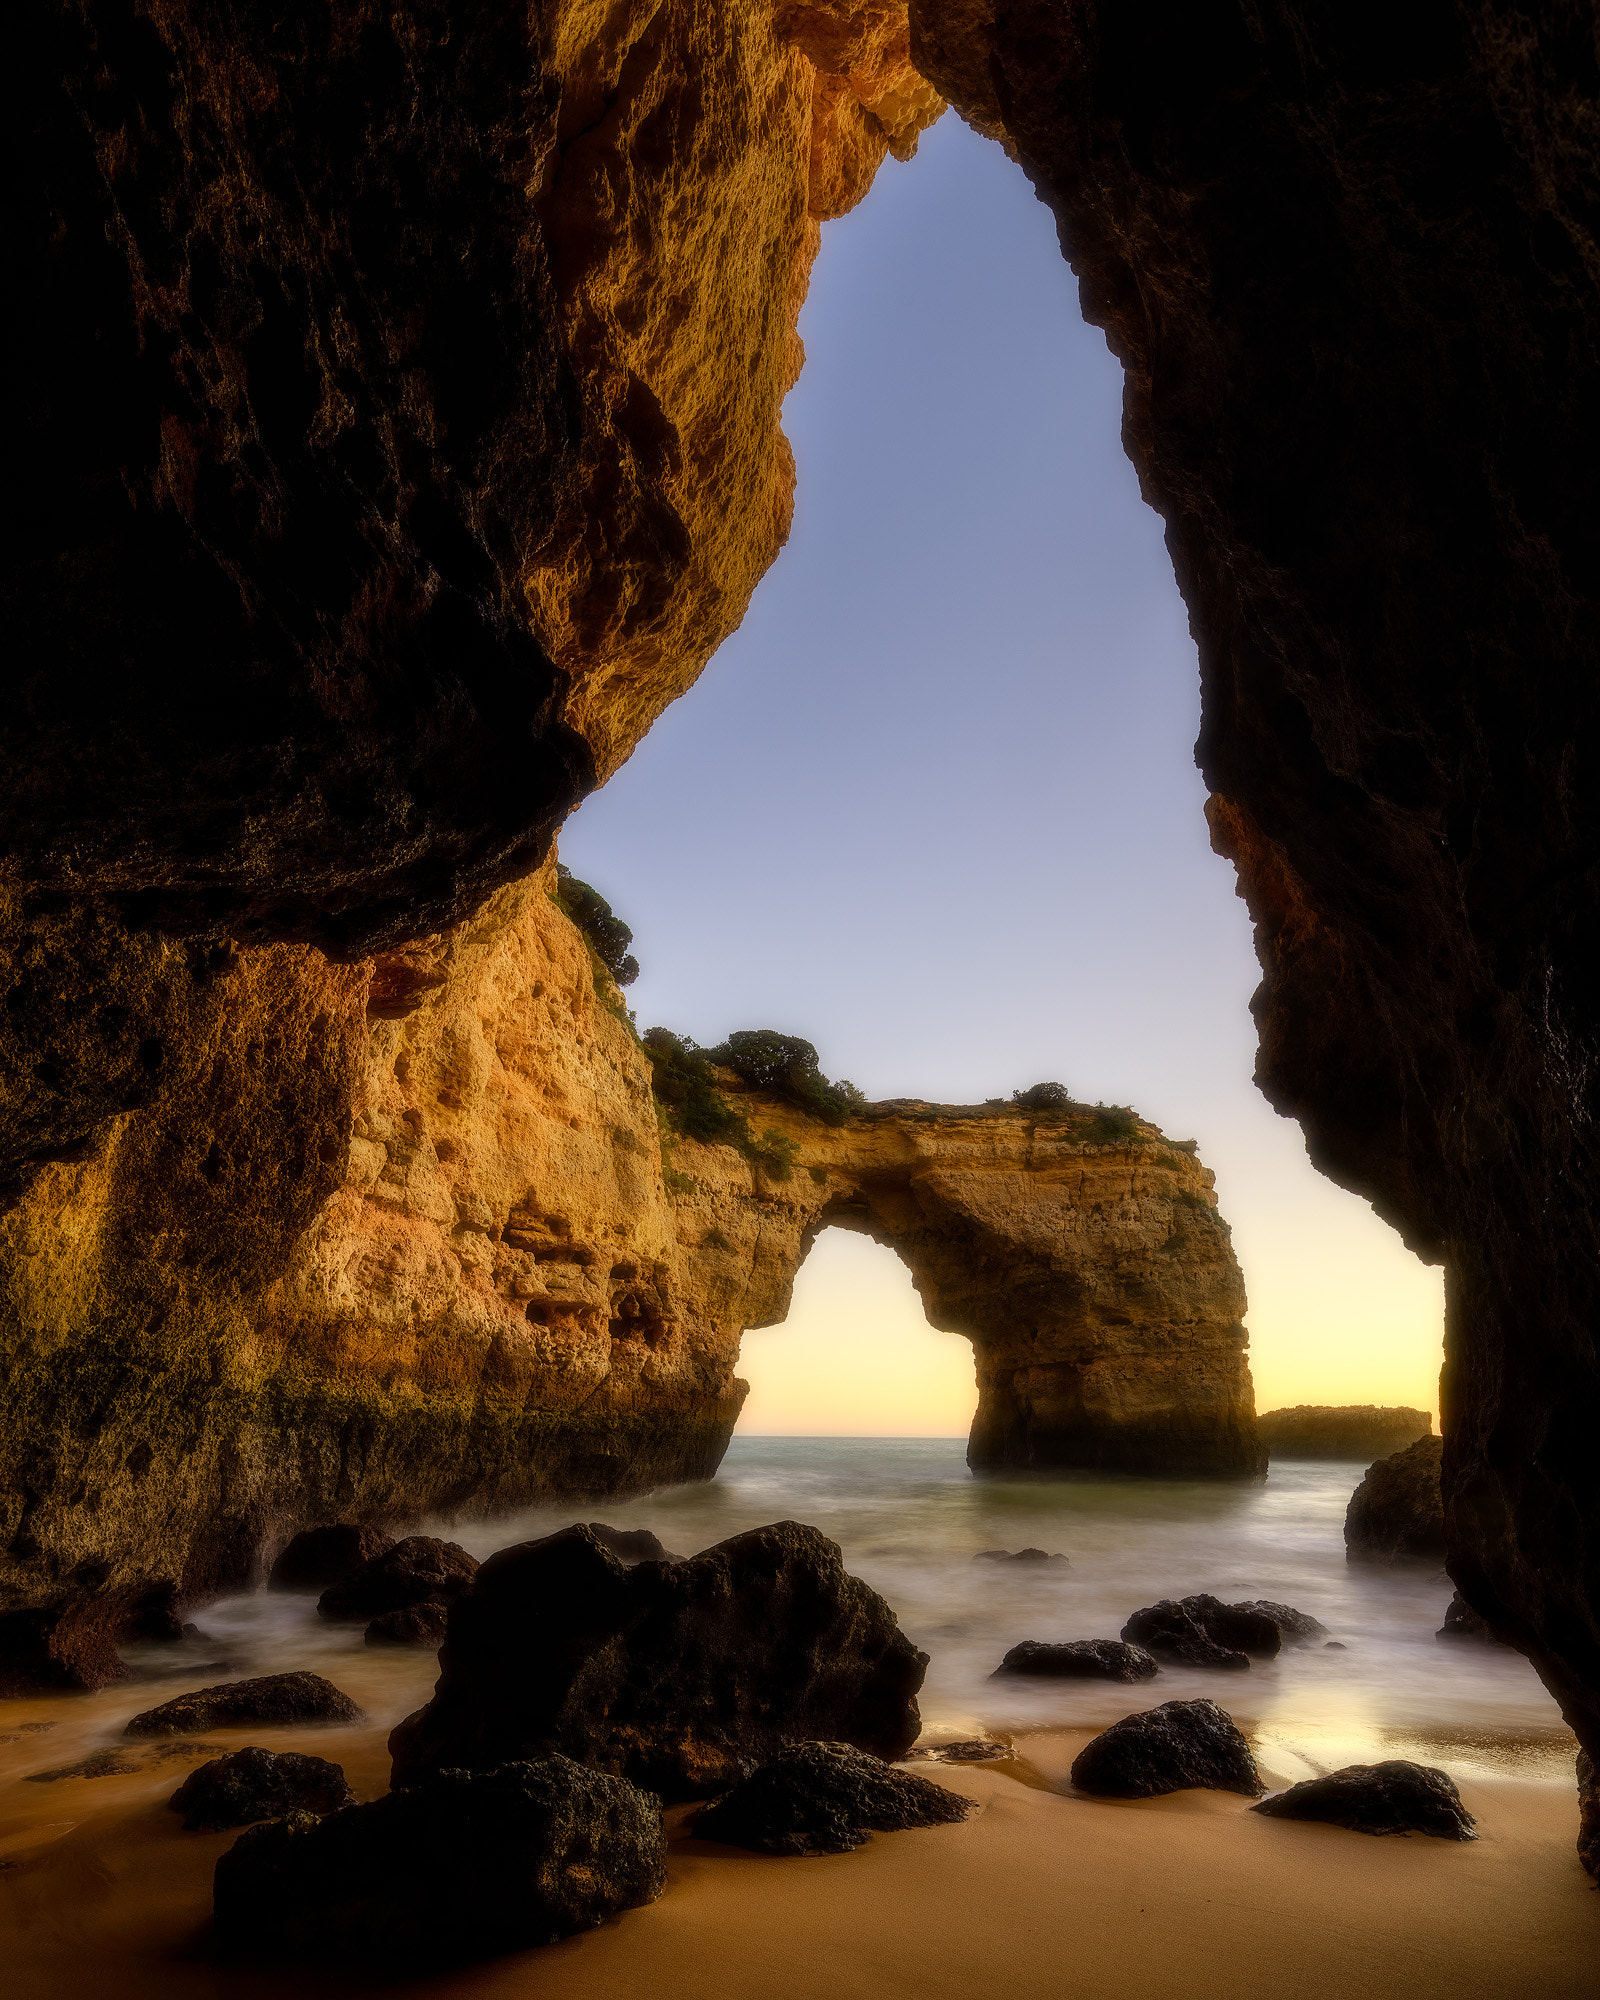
[911,0,1600,1768]
[1258,1406,1433,1462]
[1345,1438,1447,1565]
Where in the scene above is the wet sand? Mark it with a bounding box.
[3,1710,1593,2000]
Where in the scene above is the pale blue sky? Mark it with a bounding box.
[563,112,1442,1428]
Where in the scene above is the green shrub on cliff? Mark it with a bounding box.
[1087,1103,1142,1142]
[1011,1081,1073,1111]
[555,866,639,988]
[702,1029,864,1126]
[642,1030,800,1182]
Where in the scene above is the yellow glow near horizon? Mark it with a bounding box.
[734,1207,1445,1438]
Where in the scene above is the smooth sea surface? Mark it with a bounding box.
[16,1438,1575,1789]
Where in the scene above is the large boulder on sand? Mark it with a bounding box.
[1257,1406,1432,1461]
[318,1536,478,1622]
[1345,1437,1446,1563]
[991,1640,1158,1682]
[168,1746,352,1831]
[1253,1760,1477,1839]
[1070,1699,1263,1799]
[388,1521,927,1801]
[691,1741,972,1855]
[212,1756,664,1964]
[268,1526,394,1592]
[127,1673,364,1736]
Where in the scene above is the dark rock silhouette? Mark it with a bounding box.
[586,1524,680,1564]
[973,1548,1068,1565]
[991,1640,1158,1682]
[126,1673,363,1737]
[269,1528,395,1593]
[1230,1600,1328,1645]
[318,1538,478,1622]
[168,1746,352,1831]
[366,1602,451,1649]
[1254,1760,1477,1840]
[1437,1591,1507,1645]
[1257,1407,1432,1461]
[1345,1439,1446,1564]
[914,0,1600,1800]
[212,1756,664,1963]
[1120,1595,1282,1668]
[388,1522,926,1801]
[691,1741,971,1855]
[1579,1751,1597,1882]
[1070,1699,1262,1800]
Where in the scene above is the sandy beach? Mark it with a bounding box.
[3,1709,1593,2000]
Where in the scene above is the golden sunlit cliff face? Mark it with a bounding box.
[1,876,1256,1692]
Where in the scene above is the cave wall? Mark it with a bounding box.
[910,0,1600,1774]
[1,869,1256,1688]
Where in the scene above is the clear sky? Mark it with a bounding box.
[561,111,1444,1438]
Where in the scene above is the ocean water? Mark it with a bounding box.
[14,1437,1575,1790]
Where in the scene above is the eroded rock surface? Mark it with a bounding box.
[168,1746,353,1832]
[212,1755,665,1963]
[991,1639,1157,1682]
[125,1673,363,1738]
[1258,1407,1433,1462]
[912,0,1600,1779]
[691,1740,971,1854]
[1254,1761,1477,1841]
[389,1521,927,1800]
[1069,1698,1262,1800]
[1345,1439,1446,1565]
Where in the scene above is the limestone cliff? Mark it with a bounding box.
[0,875,1254,1689]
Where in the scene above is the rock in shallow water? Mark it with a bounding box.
[268,1526,395,1593]
[126,1673,364,1737]
[586,1523,680,1564]
[212,1756,665,1963]
[1344,1438,1446,1564]
[1070,1699,1263,1800]
[992,1640,1158,1683]
[1436,1591,1507,1644]
[1229,1599,1329,1644]
[1253,1760,1477,1839]
[973,1548,1068,1565]
[691,1742,972,1855]
[169,1747,353,1831]
[318,1537,478,1622]
[1120,1600,1252,1669]
[388,1521,927,1801]
[366,1602,451,1649]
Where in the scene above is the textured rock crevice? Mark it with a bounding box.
[910,0,1600,1784]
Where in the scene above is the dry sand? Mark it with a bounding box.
[2,1717,1594,2000]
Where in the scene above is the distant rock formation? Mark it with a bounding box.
[1345,1438,1446,1564]
[0,871,1260,1690]
[1258,1406,1432,1461]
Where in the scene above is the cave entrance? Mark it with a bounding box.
[734,1227,977,1437]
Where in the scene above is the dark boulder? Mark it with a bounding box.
[126,1673,364,1737]
[317,1537,478,1623]
[168,1746,353,1831]
[366,1602,451,1649]
[992,1639,1158,1682]
[269,1527,395,1593]
[1436,1591,1507,1644]
[690,1741,972,1855]
[1579,1751,1597,1883]
[212,1756,665,1964]
[1230,1600,1329,1645]
[1344,1438,1445,1564]
[586,1524,680,1564]
[1253,1760,1477,1839]
[1070,1699,1263,1800]
[1119,1600,1251,1669]
[973,1548,1068,1565]
[388,1521,927,1801]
